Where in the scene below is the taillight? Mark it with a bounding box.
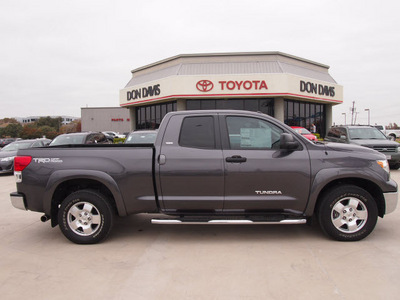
[14,156,32,171]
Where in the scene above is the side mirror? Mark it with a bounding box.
[340,135,347,140]
[280,133,300,150]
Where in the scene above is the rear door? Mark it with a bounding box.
[221,114,311,213]
[158,113,224,213]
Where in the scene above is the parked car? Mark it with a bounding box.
[325,125,400,169]
[125,130,158,144]
[101,132,115,143]
[102,131,126,139]
[49,132,111,146]
[290,126,317,141]
[0,138,17,148]
[0,138,51,174]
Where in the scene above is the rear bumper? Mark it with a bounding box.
[10,192,26,211]
[384,191,398,214]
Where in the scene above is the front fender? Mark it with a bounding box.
[42,169,127,217]
[304,167,391,216]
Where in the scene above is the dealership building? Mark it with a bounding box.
[119,52,343,137]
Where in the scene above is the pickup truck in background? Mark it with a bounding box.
[10,110,398,244]
[325,125,400,170]
[374,125,400,141]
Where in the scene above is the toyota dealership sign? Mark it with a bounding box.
[120,74,343,107]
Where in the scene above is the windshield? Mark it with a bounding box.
[1,142,32,152]
[50,135,85,146]
[125,132,157,144]
[294,128,312,135]
[348,127,387,140]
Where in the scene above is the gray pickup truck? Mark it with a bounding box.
[10,110,398,244]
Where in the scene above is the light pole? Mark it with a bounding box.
[365,109,370,125]
[342,113,346,125]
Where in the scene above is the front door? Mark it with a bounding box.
[221,115,311,213]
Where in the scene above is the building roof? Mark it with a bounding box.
[125,52,336,88]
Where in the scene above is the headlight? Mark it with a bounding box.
[377,159,390,174]
[1,156,15,162]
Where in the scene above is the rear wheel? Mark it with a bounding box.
[58,189,114,244]
[318,185,378,241]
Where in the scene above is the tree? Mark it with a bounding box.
[39,125,58,139]
[3,123,23,137]
[37,117,62,131]
[20,124,41,139]
[0,118,18,125]
[60,120,81,134]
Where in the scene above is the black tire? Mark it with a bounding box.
[58,189,114,244]
[317,185,378,241]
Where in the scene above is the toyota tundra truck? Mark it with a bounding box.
[10,110,398,244]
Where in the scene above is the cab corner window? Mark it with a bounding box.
[226,116,283,150]
[179,116,216,149]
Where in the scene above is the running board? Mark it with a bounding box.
[151,218,307,225]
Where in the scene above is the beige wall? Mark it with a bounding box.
[81,107,131,133]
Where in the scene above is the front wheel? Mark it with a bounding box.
[58,189,114,244]
[318,185,378,241]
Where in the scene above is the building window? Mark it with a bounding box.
[284,100,326,136]
[136,101,177,129]
[186,99,274,116]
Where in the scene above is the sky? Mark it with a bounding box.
[1,0,399,126]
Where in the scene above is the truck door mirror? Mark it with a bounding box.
[280,133,299,150]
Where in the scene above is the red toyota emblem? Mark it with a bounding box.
[196,80,214,92]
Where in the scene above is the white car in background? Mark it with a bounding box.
[102,131,126,139]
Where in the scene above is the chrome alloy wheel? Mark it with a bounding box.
[67,201,102,236]
[331,197,368,233]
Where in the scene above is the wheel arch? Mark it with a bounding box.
[43,170,127,227]
[313,178,385,218]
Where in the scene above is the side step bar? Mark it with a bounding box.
[151,219,307,225]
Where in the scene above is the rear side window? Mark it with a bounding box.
[179,116,215,149]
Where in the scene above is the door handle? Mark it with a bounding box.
[158,154,166,165]
[226,155,247,163]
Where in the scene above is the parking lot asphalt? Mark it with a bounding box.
[1,171,400,300]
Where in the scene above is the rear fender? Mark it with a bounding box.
[43,170,127,217]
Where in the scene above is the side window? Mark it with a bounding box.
[86,134,97,144]
[179,116,215,149]
[327,128,340,138]
[327,130,335,138]
[95,134,107,143]
[339,128,347,138]
[32,141,43,148]
[226,116,283,150]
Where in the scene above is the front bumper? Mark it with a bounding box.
[383,152,400,164]
[10,192,26,211]
[384,191,398,214]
